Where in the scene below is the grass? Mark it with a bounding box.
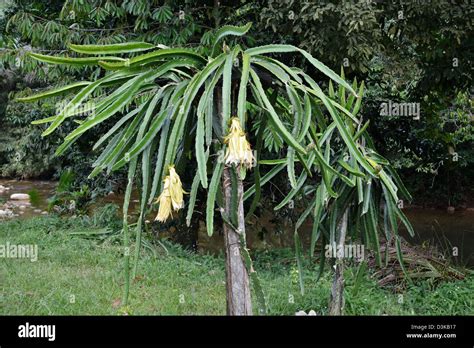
[0,215,473,315]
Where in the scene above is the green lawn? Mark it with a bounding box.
[1,215,472,315]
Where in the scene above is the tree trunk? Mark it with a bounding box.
[328,209,348,315]
[215,86,252,315]
[222,168,253,315]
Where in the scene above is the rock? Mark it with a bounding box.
[10,193,30,201]
[33,209,42,213]
[19,205,27,210]
[295,310,317,316]
[447,206,455,215]
[41,211,48,215]
[6,200,31,207]
[0,209,13,217]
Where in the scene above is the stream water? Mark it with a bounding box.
[1,179,473,266]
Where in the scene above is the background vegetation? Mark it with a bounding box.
[1,0,472,205]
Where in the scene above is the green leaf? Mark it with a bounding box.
[42,70,136,136]
[69,42,156,55]
[309,85,376,176]
[186,172,201,227]
[148,119,171,204]
[196,104,208,187]
[93,108,140,151]
[29,52,125,65]
[245,44,357,96]
[88,103,147,178]
[274,170,309,210]
[64,72,150,140]
[338,159,365,178]
[367,201,382,266]
[164,54,226,168]
[287,148,297,189]
[379,169,399,203]
[237,53,250,125]
[294,232,305,295]
[112,107,168,171]
[352,261,367,295]
[211,22,252,57]
[250,68,307,154]
[121,156,138,305]
[206,161,224,236]
[244,163,286,201]
[362,179,372,215]
[310,185,326,257]
[125,48,206,67]
[17,82,91,102]
[295,196,317,231]
[222,47,240,130]
[352,81,365,116]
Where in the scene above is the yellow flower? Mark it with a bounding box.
[168,166,185,210]
[155,165,186,222]
[223,118,254,169]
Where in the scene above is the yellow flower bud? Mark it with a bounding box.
[155,177,172,222]
[154,165,186,222]
[168,166,185,210]
[223,118,254,169]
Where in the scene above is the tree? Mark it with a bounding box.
[18,22,413,315]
